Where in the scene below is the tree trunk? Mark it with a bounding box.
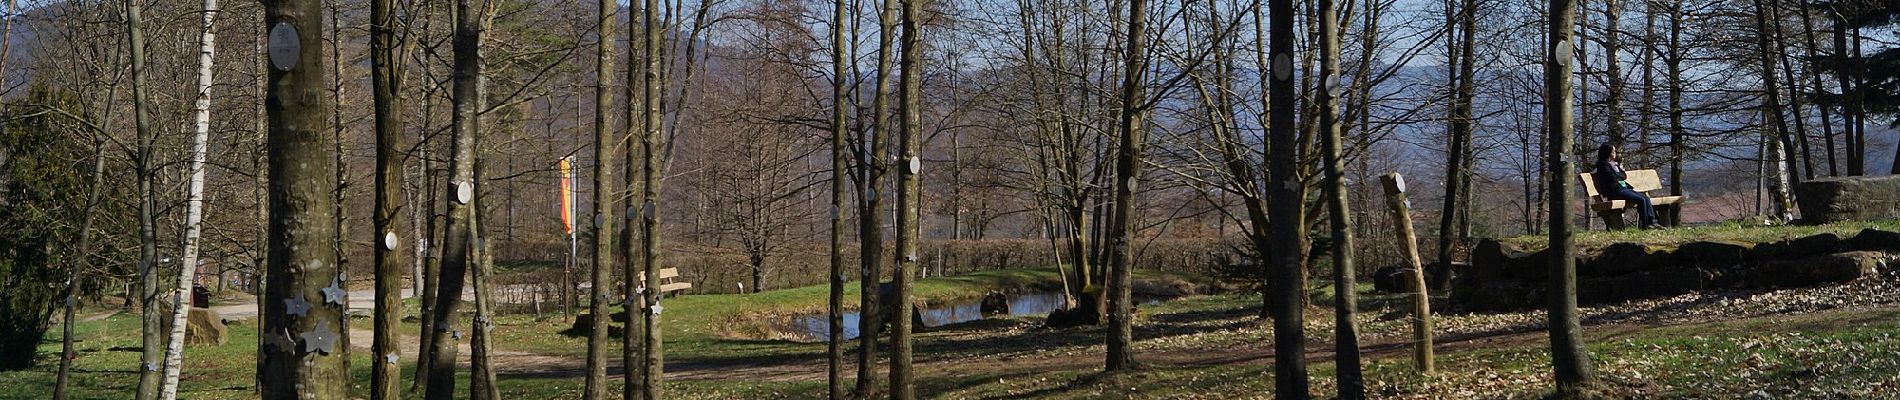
[370,0,410,396]
[260,0,347,397]
[1666,1,1684,224]
[1318,0,1362,395]
[57,126,111,400]
[621,1,646,397]
[1103,0,1148,374]
[855,0,897,395]
[1381,175,1434,374]
[638,0,668,397]
[1797,0,1838,176]
[584,0,618,397]
[828,0,850,396]
[424,1,494,397]
[1268,0,1310,395]
[1753,0,1795,223]
[889,0,924,396]
[127,0,163,396]
[1545,0,1597,393]
[158,1,219,398]
[469,162,500,400]
[1434,0,1475,289]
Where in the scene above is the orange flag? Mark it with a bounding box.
[559,156,575,234]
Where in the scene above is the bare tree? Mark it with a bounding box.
[1546,0,1596,394]
[828,0,850,396]
[1267,0,1309,395]
[370,0,411,396]
[423,0,497,398]
[1318,0,1362,395]
[125,0,163,396]
[889,0,924,395]
[1104,0,1148,373]
[584,0,618,396]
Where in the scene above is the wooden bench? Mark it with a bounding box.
[656,268,692,294]
[1579,169,1684,230]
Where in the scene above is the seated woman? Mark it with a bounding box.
[1593,144,1661,229]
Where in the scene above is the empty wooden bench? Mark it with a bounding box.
[1579,169,1684,230]
[657,267,692,295]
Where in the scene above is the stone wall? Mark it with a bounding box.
[1451,228,1900,312]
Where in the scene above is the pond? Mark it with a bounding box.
[783,291,1166,342]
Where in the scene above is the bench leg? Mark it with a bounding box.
[1657,204,1677,227]
[1597,209,1628,231]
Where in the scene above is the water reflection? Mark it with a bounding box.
[787,291,1139,342]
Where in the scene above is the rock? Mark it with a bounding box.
[1786,233,1845,257]
[1471,239,1513,282]
[1796,175,1900,224]
[1500,248,1551,280]
[1585,243,1671,277]
[1372,266,1411,294]
[1747,251,1888,288]
[1675,241,1749,267]
[1608,268,1712,301]
[185,307,226,346]
[1845,228,1900,252]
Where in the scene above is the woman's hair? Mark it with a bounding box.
[1595,143,1615,166]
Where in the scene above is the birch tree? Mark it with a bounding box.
[156,1,218,399]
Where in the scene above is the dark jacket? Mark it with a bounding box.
[1592,160,1630,193]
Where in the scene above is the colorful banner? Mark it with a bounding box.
[559,156,575,234]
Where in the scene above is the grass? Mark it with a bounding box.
[10,266,1900,399]
[1498,219,1900,253]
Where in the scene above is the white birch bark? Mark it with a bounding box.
[158,1,218,399]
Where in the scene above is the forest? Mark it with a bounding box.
[1,0,1899,399]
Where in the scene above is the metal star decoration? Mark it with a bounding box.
[650,304,664,315]
[283,294,312,317]
[300,320,339,355]
[320,279,347,305]
[384,352,399,365]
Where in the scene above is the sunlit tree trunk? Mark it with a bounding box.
[827,0,850,397]
[1752,0,1795,222]
[127,0,162,396]
[423,1,496,398]
[260,0,347,397]
[889,0,924,395]
[584,0,618,397]
[855,0,897,395]
[1545,0,1596,394]
[1318,0,1362,395]
[158,2,219,398]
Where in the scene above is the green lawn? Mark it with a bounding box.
[8,266,1900,399]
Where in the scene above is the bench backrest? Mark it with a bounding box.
[1579,169,1664,199]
